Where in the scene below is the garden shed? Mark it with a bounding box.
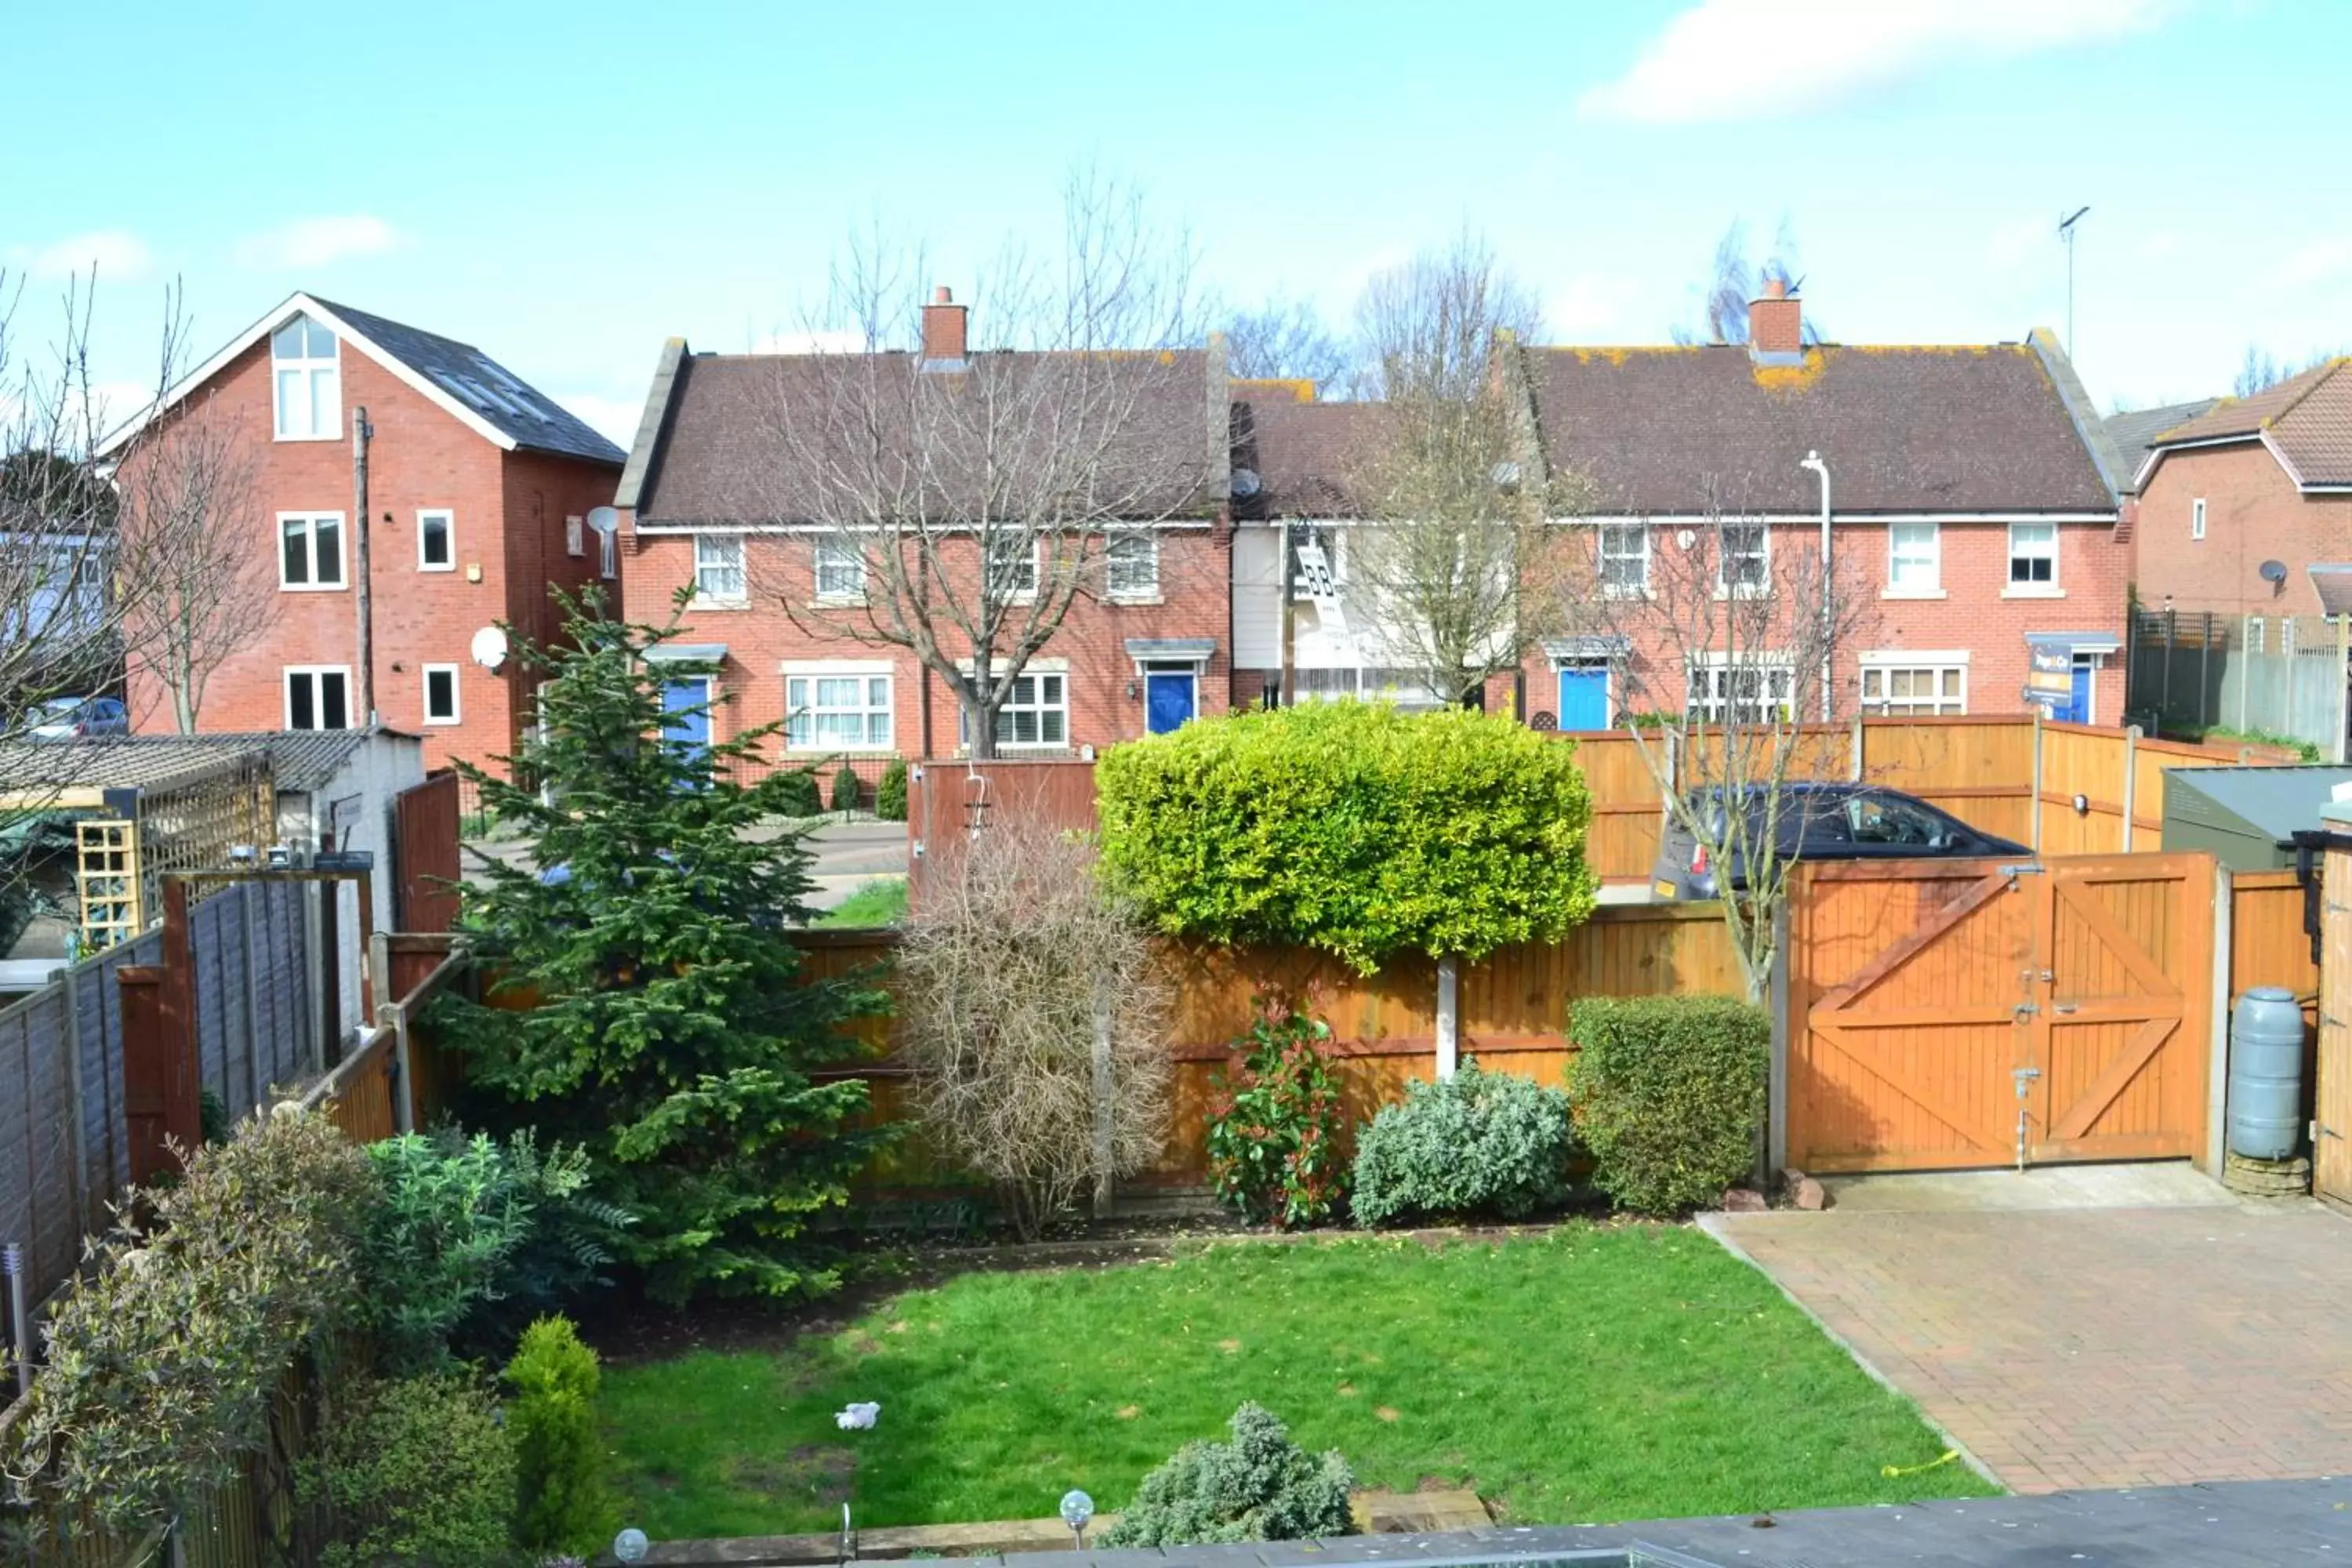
[2161,764,2352,870]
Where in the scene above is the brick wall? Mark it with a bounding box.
[619,521,1232,771]
[120,328,620,778]
[1518,516,2129,726]
[2133,441,2352,619]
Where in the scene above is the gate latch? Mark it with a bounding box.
[1998,862,2045,878]
[2013,1000,2040,1018]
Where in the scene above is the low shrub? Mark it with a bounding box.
[506,1316,618,1556]
[1569,995,1769,1214]
[774,767,823,817]
[361,1130,632,1369]
[1099,1401,1353,1548]
[302,1372,518,1568]
[1205,1003,1348,1228]
[830,763,862,813]
[5,1107,378,1534]
[1350,1061,1571,1227]
[875,758,909,821]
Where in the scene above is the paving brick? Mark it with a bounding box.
[1715,1203,2352,1494]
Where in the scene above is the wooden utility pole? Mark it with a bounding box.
[352,405,376,728]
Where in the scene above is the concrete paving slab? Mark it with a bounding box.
[1816,1160,2239,1213]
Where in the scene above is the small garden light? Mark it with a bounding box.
[613,1527,649,1564]
[1060,1488,1094,1549]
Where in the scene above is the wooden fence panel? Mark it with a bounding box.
[394,771,463,934]
[1554,731,1665,882]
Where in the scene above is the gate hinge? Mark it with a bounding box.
[1998,862,2045,877]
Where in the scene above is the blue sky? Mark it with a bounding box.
[9,0,2350,445]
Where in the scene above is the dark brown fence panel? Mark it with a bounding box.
[394,771,463,934]
[906,758,1098,908]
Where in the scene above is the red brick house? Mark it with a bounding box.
[101,293,626,777]
[2129,359,2352,619]
[1229,289,2131,728]
[610,291,1232,785]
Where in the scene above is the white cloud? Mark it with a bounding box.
[1541,274,1644,338]
[1981,217,2049,271]
[753,328,873,354]
[234,215,403,270]
[2272,238,2352,290]
[556,392,645,448]
[5,229,154,282]
[1581,0,2180,125]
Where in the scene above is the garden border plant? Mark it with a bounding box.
[1204,999,1349,1228]
[1569,994,1769,1214]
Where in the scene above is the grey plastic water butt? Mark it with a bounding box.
[2228,986,2305,1160]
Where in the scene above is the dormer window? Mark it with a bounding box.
[271,312,342,440]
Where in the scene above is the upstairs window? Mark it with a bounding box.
[1718,523,1768,594]
[1888,523,1940,593]
[1599,524,1649,596]
[565,515,585,557]
[422,663,461,724]
[2008,521,2057,587]
[279,513,346,590]
[692,533,746,603]
[1106,529,1160,599]
[2191,497,2208,541]
[285,666,351,731]
[270,313,341,441]
[985,535,1039,601]
[417,509,455,572]
[815,532,865,602]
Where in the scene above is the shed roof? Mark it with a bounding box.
[0,735,267,799]
[2165,764,2352,842]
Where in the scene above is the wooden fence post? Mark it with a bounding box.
[59,974,89,1241]
[1090,989,1115,1218]
[2120,725,2139,852]
[159,880,202,1153]
[2207,862,2234,1178]
[1849,711,1864,781]
[1766,892,1791,1181]
[2031,704,2045,855]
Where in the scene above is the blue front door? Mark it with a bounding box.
[662,677,711,760]
[1145,670,1196,735]
[1557,665,1609,730]
[2054,662,2092,725]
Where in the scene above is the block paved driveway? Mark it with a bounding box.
[1711,1185,2352,1494]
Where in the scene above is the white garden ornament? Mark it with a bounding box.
[835,1401,880,1430]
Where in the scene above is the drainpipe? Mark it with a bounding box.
[1800,451,1832,721]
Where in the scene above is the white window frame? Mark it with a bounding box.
[1885,522,1942,597]
[691,532,747,605]
[784,661,895,753]
[1598,523,1650,597]
[599,526,618,581]
[1105,528,1161,601]
[278,512,347,590]
[421,662,462,725]
[1686,654,1794,724]
[1859,650,1969,716]
[270,313,342,442]
[282,665,353,731]
[815,532,866,604]
[416,509,456,572]
[2190,497,2207,541]
[2005,521,2060,595]
[1715,522,1769,597]
[565,515,585,557]
[960,662,1069,750]
[985,535,1040,604]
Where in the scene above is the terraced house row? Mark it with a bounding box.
[111,281,2141,784]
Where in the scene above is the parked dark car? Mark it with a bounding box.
[28,695,128,739]
[1650,782,2029,900]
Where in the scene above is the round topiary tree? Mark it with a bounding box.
[1097,700,1598,975]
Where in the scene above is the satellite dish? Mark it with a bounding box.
[586,506,619,535]
[1230,468,1262,499]
[470,626,510,671]
[2259,560,2288,584]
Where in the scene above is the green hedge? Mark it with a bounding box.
[1098,702,1597,973]
[1568,996,1768,1214]
[875,759,909,821]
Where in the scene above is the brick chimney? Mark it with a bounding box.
[921,285,967,365]
[1748,276,1803,355]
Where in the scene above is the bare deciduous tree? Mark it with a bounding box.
[895,820,1171,1239]
[754,172,1222,757]
[1588,493,1875,999]
[115,392,269,731]
[1223,295,1356,398]
[1340,236,1590,706]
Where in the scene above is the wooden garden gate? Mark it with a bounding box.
[1784,853,2215,1172]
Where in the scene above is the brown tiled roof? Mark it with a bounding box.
[2102,400,2219,494]
[1520,343,2117,515]
[2154,359,2352,487]
[636,349,1222,524]
[1231,397,1381,517]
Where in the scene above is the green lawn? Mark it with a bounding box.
[813,878,908,928]
[601,1229,1991,1539]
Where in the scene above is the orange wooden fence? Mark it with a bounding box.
[797,904,1743,1192]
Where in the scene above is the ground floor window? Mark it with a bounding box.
[285,666,351,731]
[786,666,893,750]
[1686,656,1792,724]
[963,670,1068,748]
[1290,666,1446,709]
[1860,655,1967,716]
